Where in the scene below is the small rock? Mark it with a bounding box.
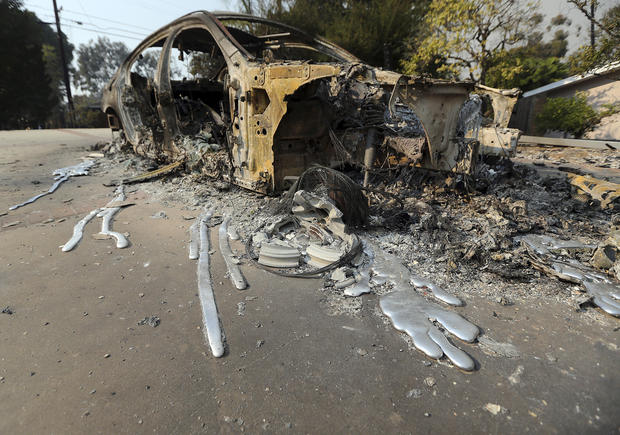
[495,296,511,306]
[508,365,524,385]
[98,296,105,299]
[2,221,20,228]
[355,348,368,356]
[423,377,436,387]
[406,389,422,399]
[591,244,616,270]
[151,211,168,219]
[256,340,265,348]
[483,403,503,416]
[138,293,145,298]
[104,354,111,358]
[1,306,14,315]
[423,412,431,417]
[331,267,348,282]
[137,316,160,327]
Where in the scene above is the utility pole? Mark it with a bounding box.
[590,1,596,48]
[53,0,74,126]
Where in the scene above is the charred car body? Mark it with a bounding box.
[102,11,520,193]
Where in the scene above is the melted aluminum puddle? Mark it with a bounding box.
[552,262,620,316]
[372,249,479,371]
[61,185,129,252]
[521,235,619,317]
[10,160,95,211]
[218,215,247,290]
[343,241,373,297]
[519,234,595,256]
[189,208,225,357]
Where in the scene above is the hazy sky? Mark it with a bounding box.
[24,0,231,51]
[23,0,619,63]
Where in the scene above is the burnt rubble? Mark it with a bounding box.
[90,135,620,369]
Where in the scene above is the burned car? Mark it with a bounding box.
[102,11,520,193]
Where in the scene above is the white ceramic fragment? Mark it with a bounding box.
[258,242,300,268]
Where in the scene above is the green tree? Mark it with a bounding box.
[39,21,74,110]
[74,37,159,96]
[73,94,106,128]
[568,4,620,73]
[0,0,56,129]
[402,0,542,83]
[74,37,129,96]
[535,92,600,137]
[238,0,429,70]
[485,18,570,91]
[485,55,568,91]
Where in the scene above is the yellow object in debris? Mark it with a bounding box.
[568,173,620,209]
[122,160,183,184]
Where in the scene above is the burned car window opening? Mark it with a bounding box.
[168,27,229,137]
[121,38,168,148]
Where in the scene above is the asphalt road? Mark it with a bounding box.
[0,129,618,434]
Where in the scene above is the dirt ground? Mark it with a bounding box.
[0,129,618,434]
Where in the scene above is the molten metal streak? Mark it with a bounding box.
[194,209,224,357]
[9,160,94,211]
[97,186,128,249]
[61,208,101,252]
[219,215,247,290]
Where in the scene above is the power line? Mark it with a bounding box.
[58,22,146,41]
[76,0,97,30]
[36,12,149,40]
[23,2,155,33]
[63,18,150,36]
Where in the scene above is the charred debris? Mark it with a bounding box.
[101,12,520,194]
[93,12,619,365]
